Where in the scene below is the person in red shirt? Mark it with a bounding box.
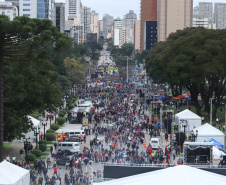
[54,166,58,175]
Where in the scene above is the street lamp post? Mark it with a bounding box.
[42,122,47,140]
[192,130,198,142]
[34,126,40,149]
[6,154,16,163]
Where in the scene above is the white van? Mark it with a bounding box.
[65,130,85,137]
[56,142,80,153]
[150,138,160,150]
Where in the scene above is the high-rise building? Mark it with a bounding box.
[65,0,81,21]
[19,0,54,20]
[140,0,157,52]
[99,20,104,38]
[90,10,99,39]
[123,10,137,30]
[134,20,140,51]
[113,18,123,46]
[158,0,193,42]
[80,6,91,41]
[199,2,213,22]
[0,2,18,20]
[103,14,114,39]
[193,6,199,15]
[54,3,65,33]
[214,3,226,29]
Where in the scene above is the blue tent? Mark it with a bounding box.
[207,138,223,149]
[159,96,165,100]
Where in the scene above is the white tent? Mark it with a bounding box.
[23,115,41,142]
[175,109,201,131]
[193,123,225,146]
[0,160,30,185]
[94,165,226,185]
[213,146,226,161]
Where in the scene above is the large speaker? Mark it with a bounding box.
[164,118,172,134]
[77,112,83,123]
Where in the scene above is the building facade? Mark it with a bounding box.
[65,0,81,21]
[19,0,37,18]
[143,21,157,50]
[199,2,213,22]
[103,14,114,39]
[123,10,137,30]
[90,10,99,38]
[86,33,97,42]
[134,20,140,51]
[0,2,18,20]
[140,0,157,52]
[192,15,209,29]
[70,23,84,44]
[54,3,65,33]
[80,6,91,41]
[158,0,193,42]
[214,3,226,29]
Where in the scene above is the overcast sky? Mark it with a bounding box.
[82,0,223,20]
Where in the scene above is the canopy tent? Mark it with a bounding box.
[207,138,224,149]
[94,165,226,185]
[193,123,225,146]
[0,160,30,185]
[22,115,41,142]
[212,146,226,161]
[175,109,201,131]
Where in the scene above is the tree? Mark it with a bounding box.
[145,27,226,117]
[0,15,71,161]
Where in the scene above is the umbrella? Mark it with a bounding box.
[177,95,186,99]
[159,96,165,100]
[130,94,135,97]
[138,83,144,86]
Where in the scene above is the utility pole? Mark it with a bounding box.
[225,103,226,150]
[210,98,213,126]
[127,56,128,83]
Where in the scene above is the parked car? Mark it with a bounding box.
[67,135,81,142]
[56,156,71,165]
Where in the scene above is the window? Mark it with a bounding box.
[23,4,30,6]
[23,9,30,11]
[23,14,30,16]
[68,144,72,147]
[62,144,67,146]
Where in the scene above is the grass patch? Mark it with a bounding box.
[46,149,50,152]
[42,152,49,156]
[47,141,54,144]
[37,156,47,160]
[3,143,11,149]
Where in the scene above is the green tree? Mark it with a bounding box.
[0,15,70,162]
[145,27,226,117]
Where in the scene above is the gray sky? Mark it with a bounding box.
[82,0,223,20]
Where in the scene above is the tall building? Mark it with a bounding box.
[65,0,81,21]
[99,20,104,38]
[103,14,114,39]
[193,6,199,15]
[113,18,123,46]
[158,0,193,42]
[0,2,18,20]
[54,2,65,33]
[19,0,54,20]
[80,6,91,41]
[140,0,157,52]
[214,3,226,29]
[199,2,213,22]
[90,10,99,39]
[123,10,137,30]
[134,20,140,51]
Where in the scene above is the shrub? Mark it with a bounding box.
[39,144,47,152]
[32,149,42,157]
[25,154,36,162]
[39,139,47,145]
[45,133,56,141]
[68,104,74,110]
[58,111,65,117]
[46,129,55,133]
[50,124,59,131]
[60,110,66,115]
[56,117,66,125]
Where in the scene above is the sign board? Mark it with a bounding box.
[83,117,89,126]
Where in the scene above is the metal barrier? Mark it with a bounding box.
[99,162,176,167]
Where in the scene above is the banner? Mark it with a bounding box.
[83,117,89,126]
